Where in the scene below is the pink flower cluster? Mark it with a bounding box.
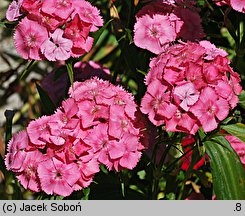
[140,41,242,134]
[5,78,147,196]
[214,0,245,13]
[6,0,103,61]
[133,0,205,54]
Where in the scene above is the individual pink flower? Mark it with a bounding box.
[21,0,42,13]
[6,0,23,21]
[214,0,245,13]
[140,79,172,126]
[190,87,229,132]
[230,0,245,12]
[165,108,199,134]
[225,135,245,167]
[27,115,52,147]
[27,10,63,31]
[41,0,74,20]
[173,82,200,111]
[64,14,94,57]
[134,14,179,54]
[14,17,49,60]
[5,131,29,171]
[199,40,228,60]
[41,28,73,61]
[37,157,80,197]
[116,133,142,171]
[77,100,109,128]
[74,158,100,189]
[72,0,103,31]
[16,150,48,192]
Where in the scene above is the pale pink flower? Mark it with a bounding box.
[38,158,80,197]
[230,0,245,13]
[6,0,23,21]
[5,131,29,171]
[41,28,73,61]
[134,14,178,54]
[16,150,48,192]
[214,0,245,13]
[41,0,74,20]
[14,17,49,60]
[174,82,200,111]
[190,87,229,132]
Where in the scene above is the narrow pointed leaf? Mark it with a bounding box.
[66,61,74,89]
[222,123,245,143]
[36,83,56,115]
[204,136,245,200]
[91,19,113,46]
[19,60,37,80]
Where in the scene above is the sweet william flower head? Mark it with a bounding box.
[141,41,242,134]
[6,76,148,195]
[7,0,104,61]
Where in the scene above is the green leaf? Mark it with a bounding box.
[81,188,90,200]
[4,110,15,146]
[66,61,74,89]
[19,60,37,80]
[125,28,133,44]
[238,90,245,109]
[36,83,56,115]
[204,136,245,200]
[91,19,113,46]
[222,123,245,143]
